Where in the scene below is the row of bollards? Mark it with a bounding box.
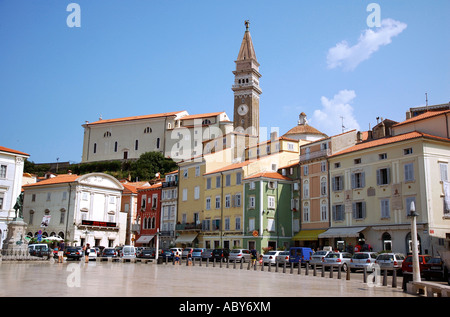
[163,256,400,289]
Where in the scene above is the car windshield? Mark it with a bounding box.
[314,251,328,256]
[353,253,369,259]
[266,251,277,255]
[325,253,340,258]
[377,254,394,261]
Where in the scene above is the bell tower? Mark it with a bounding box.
[232,20,262,139]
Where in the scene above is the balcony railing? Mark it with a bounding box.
[300,148,331,162]
[176,223,202,231]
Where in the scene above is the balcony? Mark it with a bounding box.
[176,223,202,231]
[300,148,331,162]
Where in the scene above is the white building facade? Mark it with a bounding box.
[0,146,29,249]
[22,173,126,247]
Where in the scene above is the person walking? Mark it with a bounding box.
[58,241,65,263]
[84,243,90,263]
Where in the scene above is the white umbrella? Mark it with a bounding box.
[43,236,63,241]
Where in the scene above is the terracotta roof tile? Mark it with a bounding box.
[204,160,255,175]
[179,112,225,120]
[0,146,29,157]
[85,111,186,126]
[22,174,79,187]
[243,171,292,181]
[393,110,450,127]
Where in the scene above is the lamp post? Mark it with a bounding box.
[408,201,421,282]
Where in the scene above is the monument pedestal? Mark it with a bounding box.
[1,218,30,260]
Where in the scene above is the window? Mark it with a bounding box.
[249,181,255,190]
[379,153,387,160]
[225,195,231,208]
[249,218,255,231]
[60,209,65,224]
[195,166,200,177]
[135,140,139,151]
[332,176,344,191]
[183,169,188,178]
[236,172,242,185]
[404,163,414,182]
[332,204,345,221]
[303,180,309,198]
[354,158,361,164]
[216,176,221,188]
[152,194,158,208]
[376,168,390,185]
[320,202,328,221]
[0,165,6,178]
[267,219,275,232]
[206,177,212,189]
[321,161,326,172]
[303,165,309,176]
[381,199,390,219]
[182,188,187,201]
[46,193,51,201]
[194,186,200,200]
[404,148,413,155]
[334,162,341,168]
[440,163,448,181]
[225,174,231,187]
[235,217,241,230]
[353,201,366,219]
[303,204,310,222]
[320,177,327,196]
[32,194,36,202]
[249,196,255,208]
[93,143,97,154]
[156,138,160,149]
[224,217,230,230]
[215,196,221,209]
[268,196,275,209]
[235,193,241,207]
[144,127,152,133]
[351,172,365,189]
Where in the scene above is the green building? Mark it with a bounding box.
[242,171,295,253]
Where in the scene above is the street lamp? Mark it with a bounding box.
[407,201,421,282]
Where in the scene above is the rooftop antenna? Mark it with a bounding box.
[340,116,346,133]
[425,92,428,110]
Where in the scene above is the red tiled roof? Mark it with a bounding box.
[330,131,450,157]
[179,112,225,120]
[22,174,79,187]
[204,160,255,176]
[393,110,450,127]
[0,146,29,157]
[85,111,186,126]
[243,171,292,181]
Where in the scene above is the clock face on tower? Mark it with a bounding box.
[237,104,248,116]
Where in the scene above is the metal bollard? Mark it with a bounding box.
[392,268,397,288]
[290,262,294,274]
[329,265,334,278]
[363,266,367,283]
[227,258,229,269]
[268,263,271,272]
[261,261,264,271]
[283,261,286,273]
[213,257,216,267]
[199,257,202,266]
[337,266,342,279]
[298,263,301,275]
[275,260,279,273]
[305,263,309,276]
[233,260,236,269]
[346,266,351,280]
[321,264,325,277]
[219,258,223,268]
[240,259,243,269]
[206,257,209,267]
[383,269,388,286]
[247,260,251,270]
[313,263,317,276]
[254,261,257,271]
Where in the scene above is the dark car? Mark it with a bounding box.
[101,247,118,257]
[422,257,449,281]
[212,248,230,261]
[65,247,82,260]
[160,249,173,261]
[138,249,156,259]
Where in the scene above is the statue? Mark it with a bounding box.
[13,192,24,220]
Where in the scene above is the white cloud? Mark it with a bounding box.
[311,89,360,136]
[327,18,407,71]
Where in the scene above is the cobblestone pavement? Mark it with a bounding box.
[0,259,414,298]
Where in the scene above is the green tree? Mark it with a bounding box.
[131,152,177,181]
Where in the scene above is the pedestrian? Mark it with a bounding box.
[187,249,193,266]
[174,251,180,265]
[251,249,257,266]
[58,241,65,263]
[84,243,90,263]
[258,254,263,266]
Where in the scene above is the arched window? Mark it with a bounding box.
[382,232,392,251]
[144,127,152,133]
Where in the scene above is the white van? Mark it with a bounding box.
[121,245,136,258]
[28,244,50,257]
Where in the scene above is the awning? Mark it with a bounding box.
[136,235,154,243]
[292,229,326,241]
[175,233,198,244]
[318,227,366,239]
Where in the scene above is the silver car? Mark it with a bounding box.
[192,248,206,259]
[323,252,353,272]
[310,250,330,265]
[275,251,290,265]
[349,252,378,272]
[375,253,405,273]
[262,251,281,266]
[228,249,251,262]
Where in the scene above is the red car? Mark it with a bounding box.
[401,255,432,274]
[422,257,449,281]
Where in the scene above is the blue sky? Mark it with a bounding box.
[1,0,448,163]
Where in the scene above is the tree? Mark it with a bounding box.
[131,152,177,181]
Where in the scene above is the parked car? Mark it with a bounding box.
[88,248,98,260]
[182,247,194,259]
[275,251,290,265]
[262,251,282,266]
[212,248,230,261]
[228,249,251,262]
[121,245,137,258]
[289,247,313,266]
[160,249,173,261]
[192,248,206,259]
[170,248,183,258]
[138,248,155,259]
[375,253,405,273]
[310,250,330,265]
[28,244,51,257]
[65,247,82,260]
[422,257,449,281]
[401,255,432,274]
[323,252,353,272]
[201,249,214,260]
[101,247,118,257]
[349,252,378,272]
